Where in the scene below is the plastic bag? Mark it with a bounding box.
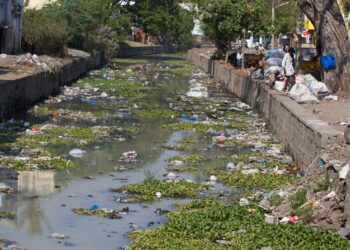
[307,80,329,95]
[304,74,317,85]
[274,81,285,91]
[321,54,336,70]
[268,48,284,59]
[289,83,319,103]
[265,66,282,77]
[295,75,305,84]
[266,58,282,67]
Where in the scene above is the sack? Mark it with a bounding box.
[307,80,329,95]
[321,54,336,70]
[268,48,284,59]
[289,83,319,103]
[295,75,305,84]
[274,81,285,91]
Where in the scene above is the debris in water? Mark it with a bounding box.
[51,233,69,239]
[119,151,138,163]
[69,148,86,158]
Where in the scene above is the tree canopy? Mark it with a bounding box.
[120,0,196,49]
[201,0,270,56]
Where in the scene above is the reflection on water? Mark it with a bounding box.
[0,170,55,236]
[16,198,52,236]
[18,171,55,197]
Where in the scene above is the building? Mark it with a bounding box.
[0,0,24,54]
[26,0,53,9]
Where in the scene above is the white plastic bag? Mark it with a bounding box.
[289,83,319,103]
[307,81,329,95]
[274,81,285,92]
[295,75,305,84]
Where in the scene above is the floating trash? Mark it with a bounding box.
[69,148,86,158]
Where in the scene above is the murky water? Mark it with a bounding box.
[0,54,275,249]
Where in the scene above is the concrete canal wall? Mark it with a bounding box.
[0,50,104,119]
[188,49,339,169]
[118,44,166,57]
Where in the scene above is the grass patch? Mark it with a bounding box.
[312,173,332,193]
[113,179,209,202]
[129,203,350,249]
[289,189,313,223]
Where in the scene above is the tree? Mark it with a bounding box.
[201,0,270,58]
[271,1,298,36]
[295,0,350,94]
[126,0,195,49]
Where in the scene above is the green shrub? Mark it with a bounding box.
[22,9,69,55]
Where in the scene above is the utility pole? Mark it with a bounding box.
[271,0,275,49]
[271,1,290,49]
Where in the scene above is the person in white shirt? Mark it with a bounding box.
[282,48,295,91]
[236,49,243,67]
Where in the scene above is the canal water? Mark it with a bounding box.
[0,54,286,249]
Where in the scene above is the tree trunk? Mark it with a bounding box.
[295,0,350,94]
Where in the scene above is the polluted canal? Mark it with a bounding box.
[0,53,349,250]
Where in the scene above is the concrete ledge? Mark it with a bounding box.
[0,50,104,119]
[188,49,339,168]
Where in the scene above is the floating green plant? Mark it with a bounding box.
[0,155,75,171]
[136,110,179,119]
[164,166,199,173]
[212,170,296,190]
[72,208,109,218]
[0,211,15,219]
[14,126,113,147]
[162,120,247,132]
[129,203,350,249]
[113,179,209,202]
[166,154,203,164]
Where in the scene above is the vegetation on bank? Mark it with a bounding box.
[129,200,350,249]
[22,0,197,57]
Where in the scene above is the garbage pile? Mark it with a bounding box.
[0,239,25,250]
[186,72,209,98]
[289,74,330,103]
[119,151,138,163]
[16,53,51,72]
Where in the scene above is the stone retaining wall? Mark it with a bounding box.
[188,49,339,169]
[0,50,104,119]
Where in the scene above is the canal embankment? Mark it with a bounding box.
[0,49,104,119]
[188,48,340,170]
